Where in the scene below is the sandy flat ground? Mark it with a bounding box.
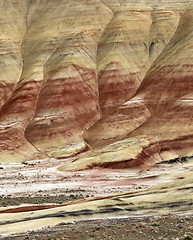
[0,156,192,237]
[1,156,192,199]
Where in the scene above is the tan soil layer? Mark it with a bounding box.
[0,157,192,236]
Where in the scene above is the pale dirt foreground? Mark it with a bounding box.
[0,157,192,236]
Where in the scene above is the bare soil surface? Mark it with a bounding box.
[0,157,192,238]
[1,157,192,201]
[1,214,193,240]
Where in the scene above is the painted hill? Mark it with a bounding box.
[0,0,193,169]
[0,1,193,236]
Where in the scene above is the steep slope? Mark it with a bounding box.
[97,4,152,115]
[0,1,193,236]
[0,0,113,161]
[25,1,113,158]
[0,0,192,163]
[0,0,39,162]
[0,0,29,108]
[149,9,180,63]
[83,4,183,150]
[68,1,193,170]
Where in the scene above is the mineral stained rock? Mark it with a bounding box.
[0,0,193,166]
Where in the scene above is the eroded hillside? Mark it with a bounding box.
[0,0,193,237]
[0,0,193,167]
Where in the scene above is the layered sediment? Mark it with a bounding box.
[0,1,193,235]
[0,0,192,166]
[81,1,193,170]
[0,171,192,235]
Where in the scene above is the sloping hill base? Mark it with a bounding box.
[0,0,193,164]
[0,169,192,235]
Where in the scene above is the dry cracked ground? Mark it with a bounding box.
[0,0,193,239]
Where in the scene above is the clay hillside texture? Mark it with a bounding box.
[1,0,193,167]
[0,0,193,237]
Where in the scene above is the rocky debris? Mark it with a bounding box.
[0,215,192,240]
